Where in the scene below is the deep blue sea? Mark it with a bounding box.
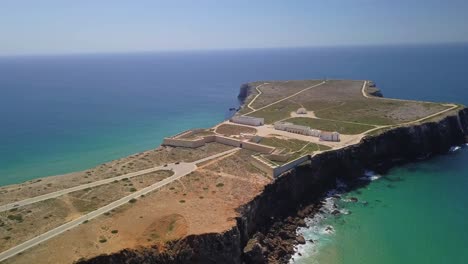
[1,44,468,263]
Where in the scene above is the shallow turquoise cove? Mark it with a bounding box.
[294,148,468,264]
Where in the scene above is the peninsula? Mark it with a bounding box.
[1,80,467,264]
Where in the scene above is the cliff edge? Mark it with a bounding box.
[77,82,468,264]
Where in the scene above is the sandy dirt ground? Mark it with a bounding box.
[0,171,172,252]
[0,143,232,205]
[4,150,270,264]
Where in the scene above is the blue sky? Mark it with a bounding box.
[1,0,467,55]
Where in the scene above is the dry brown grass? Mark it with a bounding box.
[246,80,323,109]
[247,80,450,125]
[4,150,270,264]
[0,143,233,205]
[0,171,172,253]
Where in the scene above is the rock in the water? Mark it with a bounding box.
[350,197,358,202]
[331,210,341,215]
[278,230,295,240]
[296,235,306,244]
[243,237,267,264]
[297,219,307,227]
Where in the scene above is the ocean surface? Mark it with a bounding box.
[1,44,468,263]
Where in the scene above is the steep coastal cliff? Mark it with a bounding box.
[237,83,253,104]
[79,91,468,264]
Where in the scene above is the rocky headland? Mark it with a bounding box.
[77,83,468,264]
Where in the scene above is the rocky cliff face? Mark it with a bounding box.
[78,108,468,264]
[77,228,241,264]
[237,83,253,104]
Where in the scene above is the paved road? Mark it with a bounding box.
[0,148,239,262]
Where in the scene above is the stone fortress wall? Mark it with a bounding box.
[250,155,276,177]
[162,129,311,178]
[273,155,310,176]
[162,131,275,154]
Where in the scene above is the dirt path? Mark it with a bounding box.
[243,81,326,116]
[246,83,268,111]
[0,148,240,262]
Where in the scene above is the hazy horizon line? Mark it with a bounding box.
[1,41,467,58]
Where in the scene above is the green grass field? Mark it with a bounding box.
[259,137,308,152]
[286,117,376,134]
[242,80,450,126]
[259,137,331,164]
[246,101,297,124]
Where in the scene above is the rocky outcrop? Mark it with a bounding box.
[237,107,468,263]
[77,228,241,264]
[237,83,253,104]
[367,87,384,98]
[78,107,468,264]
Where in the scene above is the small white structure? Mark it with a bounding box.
[274,122,321,137]
[296,108,307,114]
[230,116,264,126]
[320,131,340,142]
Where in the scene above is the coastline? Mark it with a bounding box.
[77,85,468,263]
[1,81,467,263]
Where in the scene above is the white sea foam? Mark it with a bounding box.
[340,208,351,215]
[359,170,381,181]
[449,146,461,152]
[290,183,344,263]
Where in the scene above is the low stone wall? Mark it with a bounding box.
[164,131,309,178]
[250,156,275,177]
[162,137,206,148]
[242,141,275,154]
[215,135,242,148]
[203,135,217,143]
[273,155,310,177]
[266,153,291,162]
[172,129,195,139]
[173,128,208,139]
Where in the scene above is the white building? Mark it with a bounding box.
[230,116,265,126]
[274,122,320,137]
[296,108,307,114]
[320,131,340,142]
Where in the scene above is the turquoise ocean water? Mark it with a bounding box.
[1,44,468,263]
[292,148,468,264]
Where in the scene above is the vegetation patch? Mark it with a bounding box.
[286,117,375,135]
[7,214,23,223]
[247,101,297,124]
[259,137,309,152]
